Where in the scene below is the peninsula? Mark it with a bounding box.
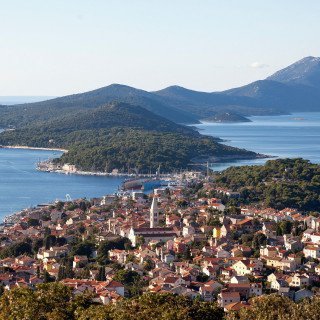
[0,102,260,174]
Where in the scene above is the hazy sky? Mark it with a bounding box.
[1,0,319,95]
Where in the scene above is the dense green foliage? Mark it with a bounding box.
[0,241,32,258]
[215,158,320,211]
[58,128,254,173]
[2,284,320,320]
[0,284,224,320]
[226,294,320,320]
[0,102,256,173]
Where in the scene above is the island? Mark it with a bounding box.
[203,112,251,123]
[0,101,262,175]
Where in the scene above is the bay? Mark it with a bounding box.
[0,148,123,220]
[1,111,320,220]
[196,112,320,171]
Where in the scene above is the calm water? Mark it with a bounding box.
[1,111,320,220]
[0,148,123,220]
[196,112,320,171]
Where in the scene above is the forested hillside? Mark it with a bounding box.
[0,102,257,173]
[0,84,197,127]
[214,158,320,211]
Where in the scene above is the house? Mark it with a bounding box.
[210,203,225,212]
[264,257,297,272]
[230,276,250,284]
[288,274,309,288]
[260,246,278,258]
[202,265,220,279]
[161,252,175,264]
[109,249,130,265]
[284,235,302,251]
[199,280,223,302]
[233,218,255,233]
[278,287,294,299]
[218,291,240,309]
[101,195,117,206]
[220,225,230,237]
[182,226,195,237]
[50,210,63,222]
[99,290,121,305]
[225,283,262,299]
[73,255,88,269]
[270,279,289,291]
[105,280,125,296]
[216,248,231,258]
[232,259,263,276]
[303,245,320,259]
[262,221,277,237]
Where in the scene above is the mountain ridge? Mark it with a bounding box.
[1,56,319,127]
[267,56,320,87]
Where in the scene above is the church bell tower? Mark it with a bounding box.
[150,196,159,228]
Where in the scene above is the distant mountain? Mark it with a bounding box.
[223,56,320,113]
[28,102,195,136]
[0,85,196,128]
[224,79,320,110]
[267,56,320,88]
[155,56,320,115]
[1,57,319,129]
[153,86,281,118]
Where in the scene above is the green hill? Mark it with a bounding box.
[0,102,257,173]
[0,84,197,127]
[214,158,320,211]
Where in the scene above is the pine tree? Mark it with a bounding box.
[36,266,41,278]
[57,266,65,281]
[97,266,106,281]
[43,270,51,283]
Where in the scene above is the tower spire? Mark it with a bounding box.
[150,196,159,228]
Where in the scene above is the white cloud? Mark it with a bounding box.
[250,62,269,69]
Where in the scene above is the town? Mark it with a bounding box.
[1,169,320,315]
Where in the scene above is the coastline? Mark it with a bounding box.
[36,153,271,177]
[0,145,68,153]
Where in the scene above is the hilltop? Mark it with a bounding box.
[267,56,320,87]
[223,56,320,113]
[0,57,320,129]
[0,84,197,127]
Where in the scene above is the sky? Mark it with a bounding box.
[0,0,319,96]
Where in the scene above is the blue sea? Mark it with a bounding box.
[1,111,320,219]
[0,148,123,220]
[196,112,320,171]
